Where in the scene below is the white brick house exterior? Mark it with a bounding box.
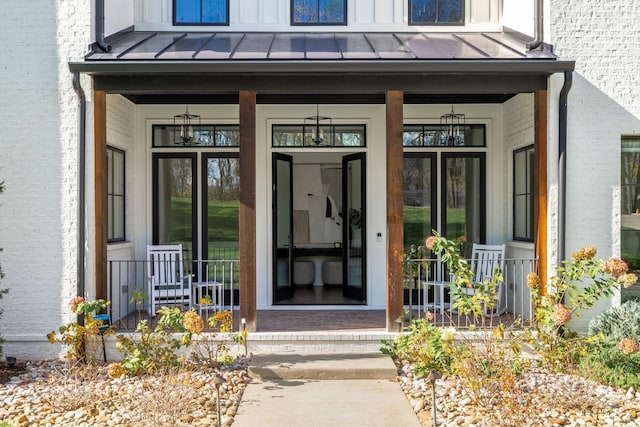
[0,0,638,359]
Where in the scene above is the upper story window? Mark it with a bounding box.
[292,0,347,25]
[409,0,464,25]
[174,0,229,25]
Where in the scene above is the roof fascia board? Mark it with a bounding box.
[69,59,575,76]
[92,73,549,94]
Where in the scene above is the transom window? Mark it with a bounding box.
[107,146,125,243]
[174,0,229,25]
[513,145,534,241]
[409,0,464,25]
[403,124,485,147]
[291,0,347,25]
[272,124,365,147]
[152,125,239,147]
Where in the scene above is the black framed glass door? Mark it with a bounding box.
[342,152,366,301]
[272,153,294,302]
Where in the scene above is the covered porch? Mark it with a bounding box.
[70,30,574,333]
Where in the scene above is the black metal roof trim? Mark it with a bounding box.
[70,58,575,76]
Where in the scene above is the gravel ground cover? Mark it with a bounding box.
[396,359,640,427]
[3,356,640,427]
[0,358,251,427]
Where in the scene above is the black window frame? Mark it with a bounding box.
[173,0,230,26]
[291,0,347,26]
[272,124,366,147]
[513,145,535,242]
[408,0,465,26]
[107,146,126,243]
[403,124,486,147]
[152,124,240,147]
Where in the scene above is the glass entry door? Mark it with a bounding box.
[272,153,294,302]
[342,153,366,301]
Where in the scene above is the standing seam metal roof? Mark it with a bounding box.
[85,31,557,62]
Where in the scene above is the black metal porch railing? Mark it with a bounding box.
[403,258,538,328]
[107,259,240,331]
[107,257,536,331]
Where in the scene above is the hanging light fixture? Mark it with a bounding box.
[304,105,332,145]
[439,105,465,146]
[173,105,202,146]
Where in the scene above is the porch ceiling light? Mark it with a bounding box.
[304,105,332,146]
[173,105,203,146]
[440,105,465,146]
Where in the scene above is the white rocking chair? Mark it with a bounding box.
[454,243,507,317]
[147,244,192,317]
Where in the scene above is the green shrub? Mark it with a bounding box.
[588,299,640,343]
[578,342,640,390]
[115,307,189,375]
[381,317,454,376]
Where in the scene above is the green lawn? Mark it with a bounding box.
[403,205,466,249]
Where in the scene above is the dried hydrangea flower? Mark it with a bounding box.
[601,258,628,278]
[571,246,597,261]
[550,303,572,326]
[620,273,638,289]
[69,296,85,314]
[617,338,639,355]
[183,310,205,334]
[425,235,438,250]
[527,272,541,289]
[107,362,126,379]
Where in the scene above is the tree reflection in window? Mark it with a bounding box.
[292,0,346,25]
[409,0,463,25]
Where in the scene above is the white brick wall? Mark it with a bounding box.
[503,93,535,245]
[550,0,640,331]
[0,1,91,359]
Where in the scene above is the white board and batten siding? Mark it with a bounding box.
[131,0,503,33]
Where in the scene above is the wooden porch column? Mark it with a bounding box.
[534,90,548,290]
[239,91,257,332]
[386,90,404,332]
[94,90,108,301]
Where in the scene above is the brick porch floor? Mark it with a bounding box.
[114,308,517,332]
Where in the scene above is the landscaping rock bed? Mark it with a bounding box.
[397,359,640,427]
[0,358,251,427]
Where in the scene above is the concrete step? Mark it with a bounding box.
[245,331,401,354]
[248,352,399,380]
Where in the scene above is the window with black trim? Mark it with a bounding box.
[272,124,365,147]
[174,0,229,25]
[409,0,464,25]
[292,0,347,25]
[152,124,239,147]
[513,145,534,241]
[107,146,125,243]
[403,124,485,147]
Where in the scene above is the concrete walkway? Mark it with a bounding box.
[233,353,422,427]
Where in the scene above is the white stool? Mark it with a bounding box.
[294,261,315,286]
[322,260,342,286]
